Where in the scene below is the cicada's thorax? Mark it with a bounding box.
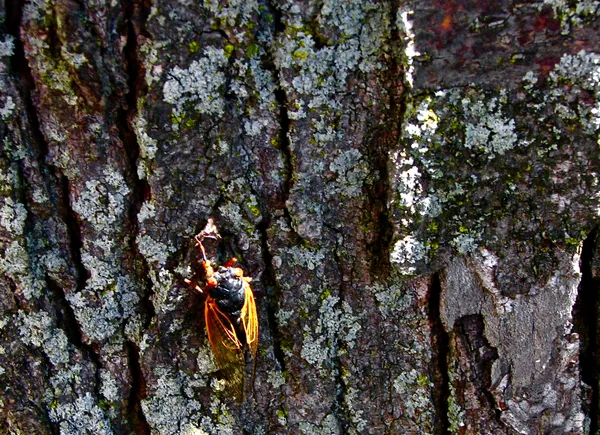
[208,266,247,334]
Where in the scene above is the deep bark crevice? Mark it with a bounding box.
[364,0,405,280]
[118,2,153,432]
[429,273,450,434]
[256,217,286,374]
[58,175,89,292]
[454,314,502,426]
[573,227,599,433]
[265,0,297,236]
[118,0,155,327]
[5,0,47,160]
[126,340,151,435]
[327,234,352,432]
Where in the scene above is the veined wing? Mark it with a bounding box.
[241,282,258,358]
[205,298,245,401]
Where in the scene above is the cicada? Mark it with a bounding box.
[186,223,258,402]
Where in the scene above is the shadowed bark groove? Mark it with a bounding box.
[453,314,502,429]
[267,0,296,233]
[119,0,156,327]
[429,272,450,434]
[126,340,151,435]
[119,2,152,432]
[257,217,286,373]
[574,227,599,433]
[365,0,404,280]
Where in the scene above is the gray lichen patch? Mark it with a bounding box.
[49,393,113,435]
[272,0,394,246]
[140,369,203,435]
[460,91,520,156]
[203,0,259,27]
[162,47,229,120]
[19,310,70,366]
[300,294,361,372]
[547,50,600,133]
[15,309,109,433]
[393,368,434,424]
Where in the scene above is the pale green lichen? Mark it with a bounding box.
[60,46,88,69]
[390,235,427,275]
[369,282,413,320]
[300,294,361,371]
[275,10,385,109]
[275,307,295,326]
[266,369,286,389]
[141,369,203,435]
[394,156,422,214]
[0,35,14,57]
[49,393,113,435]
[137,200,157,224]
[71,168,130,246]
[0,240,45,300]
[396,7,419,88]
[393,369,434,423]
[0,197,27,235]
[137,233,176,266]
[140,38,168,87]
[451,230,482,255]
[547,50,600,133]
[273,0,391,207]
[203,0,259,27]
[0,95,15,120]
[298,413,341,435]
[16,309,109,432]
[67,275,140,342]
[461,91,520,156]
[23,21,79,106]
[132,112,158,179]
[136,202,176,266]
[326,148,369,198]
[447,383,466,434]
[163,47,229,119]
[99,370,120,403]
[67,166,143,342]
[144,268,176,315]
[343,386,367,433]
[18,310,70,366]
[393,84,530,268]
[285,245,326,271]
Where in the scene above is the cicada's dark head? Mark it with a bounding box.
[208,266,247,318]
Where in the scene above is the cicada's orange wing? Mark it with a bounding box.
[205,297,245,401]
[241,280,258,358]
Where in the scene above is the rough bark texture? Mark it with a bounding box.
[0,0,599,434]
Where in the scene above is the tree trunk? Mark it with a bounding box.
[1,0,599,434]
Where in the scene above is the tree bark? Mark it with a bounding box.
[1,0,599,434]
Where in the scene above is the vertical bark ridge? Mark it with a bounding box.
[5,0,96,360]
